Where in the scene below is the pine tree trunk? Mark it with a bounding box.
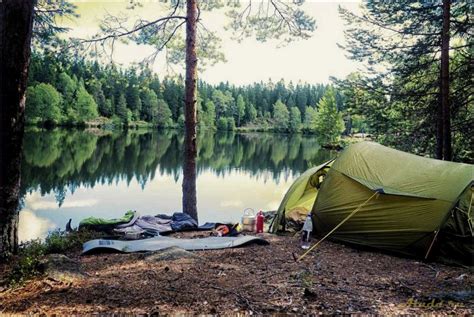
[435,94,443,159]
[0,0,35,259]
[440,0,452,160]
[182,0,198,221]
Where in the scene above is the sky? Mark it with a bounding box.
[62,1,363,85]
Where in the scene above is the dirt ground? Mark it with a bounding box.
[1,232,472,315]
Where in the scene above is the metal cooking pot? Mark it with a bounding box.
[241,208,256,232]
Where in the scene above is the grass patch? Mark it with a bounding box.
[4,229,104,287]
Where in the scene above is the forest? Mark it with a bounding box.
[27,41,473,163]
[20,0,472,164]
[27,53,349,141]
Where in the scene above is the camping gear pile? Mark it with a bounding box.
[77,211,268,254]
[78,211,247,239]
[79,211,205,238]
[271,141,473,265]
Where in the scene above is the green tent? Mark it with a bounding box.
[272,142,473,265]
[270,160,333,232]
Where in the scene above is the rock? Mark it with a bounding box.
[40,254,84,282]
[144,247,199,262]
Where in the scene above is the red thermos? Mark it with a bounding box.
[256,210,264,233]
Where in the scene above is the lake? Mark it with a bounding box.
[18,128,334,242]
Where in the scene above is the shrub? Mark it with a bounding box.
[217,117,228,130]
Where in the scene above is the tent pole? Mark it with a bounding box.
[424,229,440,260]
[297,191,379,262]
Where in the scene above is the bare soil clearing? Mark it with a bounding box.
[1,233,472,315]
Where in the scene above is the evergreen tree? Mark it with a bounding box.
[125,76,142,120]
[202,100,216,129]
[140,88,158,122]
[236,94,245,126]
[212,89,233,118]
[289,107,302,132]
[273,99,290,131]
[57,72,76,106]
[116,93,128,123]
[247,103,257,123]
[217,117,228,131]
[339,0,472,160]
[156,99,172,128]
[227,117,236,131]
[303,106,318,133]
[24,54,355,136]
[88,79,107,117]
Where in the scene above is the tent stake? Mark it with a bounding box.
[296,191,379,262]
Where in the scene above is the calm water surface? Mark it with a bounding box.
[19,128,334,241]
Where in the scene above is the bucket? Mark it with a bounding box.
[241,208,256,232]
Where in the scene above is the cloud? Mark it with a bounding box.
[18,210,56,242]
[26,192,98,210]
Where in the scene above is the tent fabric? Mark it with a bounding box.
[330,142,472,202]
[312,142,473,264]
[272,141,473,264]
[269,160,333,232]
[313,169,453,256]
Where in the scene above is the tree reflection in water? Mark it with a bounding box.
[12,128,334,245]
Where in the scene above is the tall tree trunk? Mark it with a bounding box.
[0,0,35,259]
[182,0,198,221]
[435,92,443,159]
[440,0,452,161]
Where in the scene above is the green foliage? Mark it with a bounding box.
[351,114,368,134]
[156,99,173,128]
[88,79,108,116]
[201,100,216,130]
[227,117,236,131]
[57,72,76,105]
[217,117,228,131]
[212,90,233,118]
[225,1,316,44]
[177,114,185,129]
[7,240,45,287]
[90,1,315,70]
[116,94,128,123]
[289,107,302,132]
[26,83,62,124]
[338,0,472,162]
[21,129,336,213]
[125,70,142,119]
[27,54,343,133]
[273,99,290,131]
[74,83,99,121]
[303,106,318,133]
[236,94,245,126]
[314,88,345,144]
[140,88,159,122]
[6,229,103,287]
[246,103,257,123]
[33,0,78,50]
